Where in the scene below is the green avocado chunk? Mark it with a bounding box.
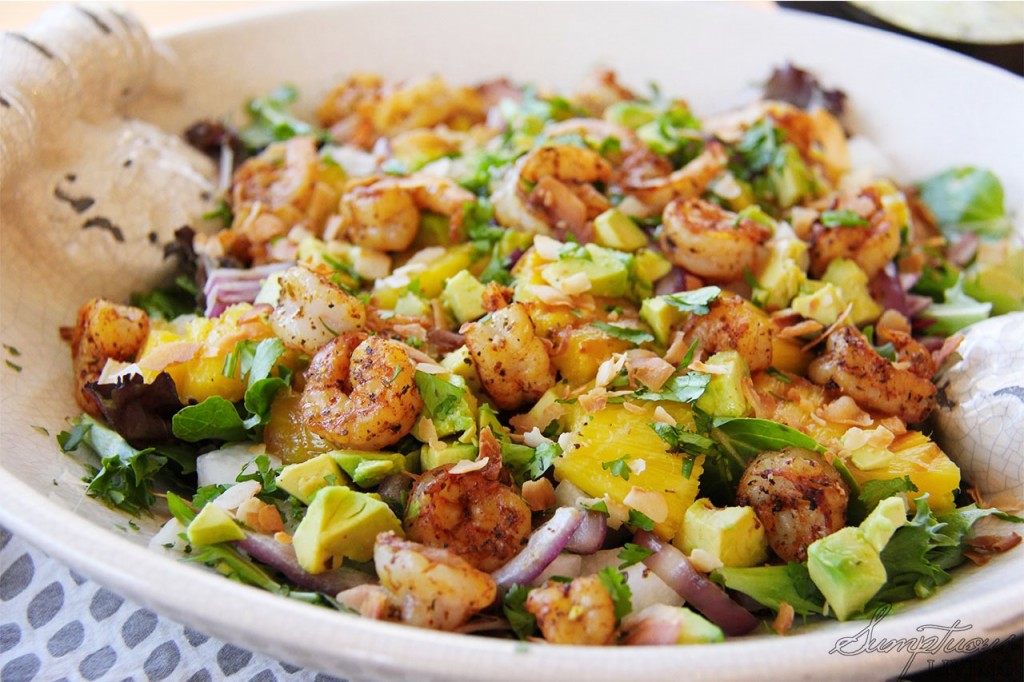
[442,270,488,324]
[292,486,403,573]
[276,453,348,505]
[329,450,411,488]
[541,244,631,297]
[593,208,649,252]
[420,442,477,471]
[694,350,753,418]
[679,498,768,568]
[186,503,245,546]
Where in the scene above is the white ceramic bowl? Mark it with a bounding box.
[1,3,1022,680]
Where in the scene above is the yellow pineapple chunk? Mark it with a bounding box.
[264,390,334,464]
[849,431,961,513]
[551,327,632,387]
[554,402,703,539]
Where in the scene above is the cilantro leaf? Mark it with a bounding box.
[502,584,537,640]
[596,567,633,621]
[601,455,631,481]
[414,371,465,422]
[58,415,168,516]
[592,321,654,345]
[617,543,655,569]
[820,209,868,228]
[661,286,722,315]
[235,454,281,494]
[238,84,329,152]
[633,372,711,403]
[858,476,918,514]
[627,509,655,532]
[648,422,718,478]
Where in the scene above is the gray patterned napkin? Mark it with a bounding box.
[0,526,346,682]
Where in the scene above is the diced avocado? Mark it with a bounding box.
[442,270,487,324]
[253,271,284,308]
[604,101,658,129]
[694,351,752,418]
[792,282,846,326]
[413,211,453,248]
[541,244,631,297]
[640,297,683,345]
[821,258,882,326]
[674,606,726,644]
[413,372,477,439]
[421,442,478,471]
[963,260,1024,315]
[329,450,410,488]
[594,209,649,252]
[849,444,893,471]
[807,527,887,621]
[395,292,430,318]
[276,453,348,504]
[634,249,673,282]
[753,239,808,311]
[186,503,245,546]
[735,205,776,231]
[292,486,403,573]
[860,496,907,553]
[767,143,814,209]
[677,498,769,568]
[440,346,482,392]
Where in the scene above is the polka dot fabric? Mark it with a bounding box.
[0,527,346,682]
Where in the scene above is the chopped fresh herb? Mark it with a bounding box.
[592,321,654,345]
[601,455,631,481]
[584,500,609,514]
[318,317,340,338]
[820,209,868,228]
[766,367,792,383]
[617,543,655,569]
[712,562,825,616]
[859,476,918,514]
[5,360,22,372]
[627,509,655,532]
[235,454,281,494]
[502,584,537,640]
[32,425,50,437]
[202,199,233,228]
[596,566,633,621]
[238,84,330,153]
[662,286,721,315]
[680,339,699,368]
[414,371,465,422]
[4,344,21,356]
[633,372,711,404]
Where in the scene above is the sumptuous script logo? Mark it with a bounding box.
[828,604,1016,678]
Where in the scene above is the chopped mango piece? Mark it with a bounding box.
[551,326,632,387]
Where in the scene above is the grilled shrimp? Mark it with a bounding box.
[300,334,423,450]
[679,294,773,371]
[736,448,849,563]
[69,299,150,416]
[463,302,557,411]
[622,141,727,213]
[493,143,612,239]
[269,266,367,355]
[335,175,475,251]
[807,189,901,279]
[404,429,532,572]
[808,325,937,424]
[374,532,497,631]
[659,197,772,282]
[525,575,618,645]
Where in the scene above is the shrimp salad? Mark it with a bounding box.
[60,65,1022,645]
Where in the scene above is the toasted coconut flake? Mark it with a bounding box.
[630,354,677,392]
[533,234,564,261]
[522,478,557,511]
[450,456,489,475]
[257,503,285,533]
[777,319,824,339]
[772,601,796,635]
[964,533,1022,565]
[820,396,874,427]
[556,271,592,295]
[663,332,692,365]
[688,359,731,375]
[841,425,895,452]
[932,332,965,368]
[238,303,273,324]
[623,486,668,524]
[877,309,911,335]
[510,399,567,434]
[212,480,262,511]
[97,360,142,384]
[878,416,907,437]
[523,427,554,448]
[524,284,575,307]
[415,362,447,375]
[595,353,628,388]
[653,406,677,426]
[628,458,647,476]
[801,302,853,352]
[407,346,444,367]
[578,388,610,413]
[623,401,646,415]
[393,323,428,341]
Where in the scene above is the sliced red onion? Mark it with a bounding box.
[203,262,293,318]
[869,265,912,318]
[634,531,759,636]
[237,532,375,594]
[565,510,607,554]
[654,267,687,296]
[491,507,584,589]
